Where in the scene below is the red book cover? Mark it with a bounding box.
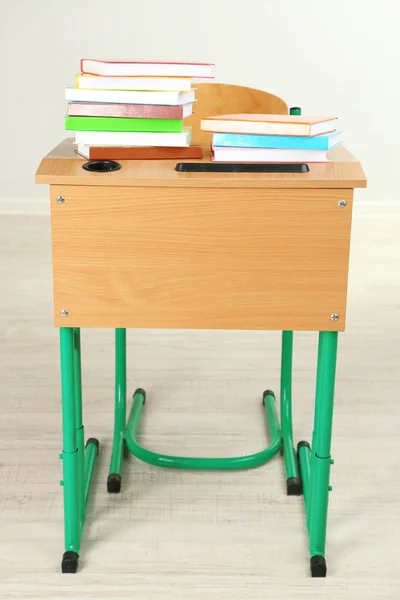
[76,145,204,160]
[67,102,191,119]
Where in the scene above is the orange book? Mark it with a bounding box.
[201,114,337,137]
[76,144,204,160]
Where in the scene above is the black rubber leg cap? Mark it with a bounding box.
[134,388,146,405]
[61,551,79,574]
[310,555,327,577]
[297,440,311,452]
[287,476,302,496]
[262,389,275,405]
[107,473,121,493]
[85,437,100,455]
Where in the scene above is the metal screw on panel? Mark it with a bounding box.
[60,310,69,317]
[330,313,339,321]
[56,196,65,204]
[328,486,333,491]
[330,459,335,465]
[338,200,347,207]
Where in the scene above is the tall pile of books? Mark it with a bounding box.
[201,113,342,163]
[65,59,214,160]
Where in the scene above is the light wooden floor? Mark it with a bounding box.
[1,213,399,599]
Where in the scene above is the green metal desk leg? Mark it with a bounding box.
[108,328,127,493]
[60,328,99,573]
[73,328,85,530]
[280,331,301,495]
[60,327,80,573]
[307,332,325,531]
[298,441,311,511]
[84,441,98,509]
[307,331,338,577]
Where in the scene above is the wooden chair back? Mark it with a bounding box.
[185,83,288,146]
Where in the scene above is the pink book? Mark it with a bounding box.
[81,59,214,78]
[212,146,329,163]
[67,102,193,119]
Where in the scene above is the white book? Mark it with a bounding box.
[81,59,214,78]
[65,88,196,106]
[76,75,192,91]
[212,147,329,163]
[76,144,93,159]
[74,127,192,147]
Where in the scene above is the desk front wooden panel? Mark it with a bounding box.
[50,185,353,331]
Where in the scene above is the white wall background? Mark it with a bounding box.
[1,0,399,208]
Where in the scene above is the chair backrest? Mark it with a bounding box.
[185,83,288,146]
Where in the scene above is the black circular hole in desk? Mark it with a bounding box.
[82,160,122,172]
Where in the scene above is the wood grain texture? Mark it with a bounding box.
[186,83,288,146]
[36,139,367,189]
[1,214,400,597]
[50,186,353,331]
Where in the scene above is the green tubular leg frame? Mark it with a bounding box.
[105,326,339,577]
[60,328,80,555]
[73,328,85,529]
[298,331,338,577]
[84,440,98,510]
[298,442,311,512]
[107,328,127,493]
[124,389,281,470]
[60,327,99,574]
[280,331,301,495]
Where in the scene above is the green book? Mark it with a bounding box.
[65,115,183,133]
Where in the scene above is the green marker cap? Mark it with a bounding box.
[290,107,301,115]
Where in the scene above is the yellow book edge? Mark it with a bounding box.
[200,119,313,136]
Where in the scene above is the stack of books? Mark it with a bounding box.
[201,114,342,163]
[65,59,214,160]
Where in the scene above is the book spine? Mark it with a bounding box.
[202,120,312,136]
[67,102,183,119]
[65,116,183,133]
[64,88,194,105]
[74,127,192,147]
[77,76,192,91]
[212,148,327,162]
[79,145,204,160]
[212,133,329,150]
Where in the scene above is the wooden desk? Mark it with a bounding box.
[37,139,365,332]
[36,138,366,576]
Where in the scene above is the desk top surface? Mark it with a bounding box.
[36,138,367,189]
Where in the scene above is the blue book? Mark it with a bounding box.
[212,130,342,151]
